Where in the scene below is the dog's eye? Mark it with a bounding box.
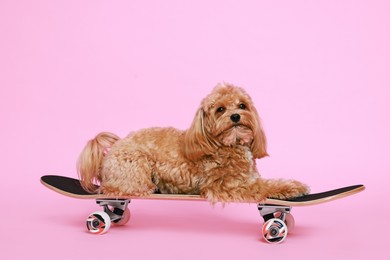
[216,107,225,113]
[239,103,246,110]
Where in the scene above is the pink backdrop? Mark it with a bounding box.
[1,0,389,259]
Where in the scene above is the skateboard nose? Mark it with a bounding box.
[230,114,240,123]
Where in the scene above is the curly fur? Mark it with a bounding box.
[77,83,309,203]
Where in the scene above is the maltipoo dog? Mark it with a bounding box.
[78,83,309,203]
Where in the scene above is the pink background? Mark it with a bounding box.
[1,0,389,259]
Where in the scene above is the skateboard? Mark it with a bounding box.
[40,175,365,243]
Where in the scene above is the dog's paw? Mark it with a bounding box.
[267,179,310,200]
[288,180,310,198]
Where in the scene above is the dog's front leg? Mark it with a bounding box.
[199,167,269,204]
[200,175,309,204]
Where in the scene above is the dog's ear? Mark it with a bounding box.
[251,107,268,159]
[182,108,217,161]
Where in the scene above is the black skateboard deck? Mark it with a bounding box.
[40,175,365,243]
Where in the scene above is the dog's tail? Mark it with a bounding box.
[77,132,120,193]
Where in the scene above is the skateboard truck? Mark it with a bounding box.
[96,199,131,223]
[258,204,294,244]
[86,199,131,234]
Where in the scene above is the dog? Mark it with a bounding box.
[78,83,309,203]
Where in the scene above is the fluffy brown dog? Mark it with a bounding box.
[78,83,309,203]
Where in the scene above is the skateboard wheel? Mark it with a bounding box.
[86,211,111,234]
[284,213,295,232]
[262,218,288,244]
[113,208,131,226]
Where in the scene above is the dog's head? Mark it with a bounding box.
[183,83,268,160]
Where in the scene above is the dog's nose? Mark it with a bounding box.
[230,114,240,123]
